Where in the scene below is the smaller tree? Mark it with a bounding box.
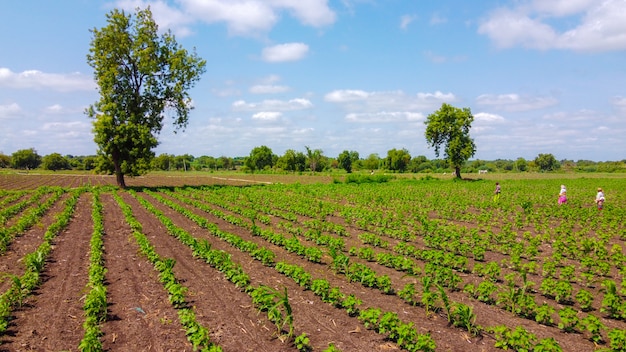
[424,103,476,178]
[515,157,528,172]
[384,148,411,172]
[305,146,325,172]
[534,153,560,172]
[11,148,42,170]
[277,149,306,172]
[245,145,276,172]
[0,153,11,168]
[337,150,359,173]
[42,153,70,171]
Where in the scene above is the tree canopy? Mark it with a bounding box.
[534,153,560,172]
[424,103,476,178]
[245,145,276,172]
[277,149,306,172]
[337,150,359,173]
[86,7,206,187]
[42,153,70,171]
[11,148,41,170]
[384,148,411,172]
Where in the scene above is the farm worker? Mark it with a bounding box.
[558,185,567,205]
[493,182,501,202]
[595,188,605,210]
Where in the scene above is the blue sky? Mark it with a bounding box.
[1,0,625,162]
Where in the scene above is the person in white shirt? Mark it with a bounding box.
[595,187,605,210]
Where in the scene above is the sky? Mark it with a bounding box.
[1,0,626,162]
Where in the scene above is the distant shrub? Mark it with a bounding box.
[344,174,394,184]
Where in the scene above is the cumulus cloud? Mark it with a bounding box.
[474,112,505,122]
[478,0,626,52]
[114,0,336,37]
[0,68,95,92]
[324,89,370,102]
[232,98,313,111]
[476,93,558,112]
[345,111,423,123]
[325,89,456,113]
[252,111,282,121]
[0,103,21,119]
[262,43,309,62]
[250,85,290,94]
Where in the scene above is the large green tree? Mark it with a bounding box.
[86,7,206,187]
[11,148,41,170]
[424,103,476,178]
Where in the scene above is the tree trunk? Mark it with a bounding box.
[112,152,126,188]
[455,165,462,179]
[115,170,126,189]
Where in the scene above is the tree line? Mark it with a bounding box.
[2,147,624,174]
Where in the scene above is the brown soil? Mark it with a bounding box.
[0,174,619,352]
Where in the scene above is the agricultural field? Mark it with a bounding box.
[0,172,625,351]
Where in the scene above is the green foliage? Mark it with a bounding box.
[608,329,626,351]
[534,153,561,172]
[246,145,276,172]
[11,148,41,169]
[87,7,206,187]
[294,333,311,352]
[41,153,70,171]
[490,325,537,351]
[337,150,359,173]
[557,307,580,333]
[344,174,393,184]
[384,148,411,172]
[424,103,476,178]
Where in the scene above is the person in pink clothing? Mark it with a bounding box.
[558,185,567,205]
[595,188,605,210]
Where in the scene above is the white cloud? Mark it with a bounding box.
[478,0,626,52]
[252,111,282,121]
[0,68,95,92]
[326,89,456,113]
[345,111,423,123]
[476,93,558,112]
[324,89,370,102]
[44,104,64,114]
[0,103,21,119]
[250,85,290,94]
[115,0,335,37]
[42,121,91,133]
[400,14,417,30]
[232,98,313,111]
[262,43,309,62]
[474,112,505,122]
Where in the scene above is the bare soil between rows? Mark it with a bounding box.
[0,175,612,351]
